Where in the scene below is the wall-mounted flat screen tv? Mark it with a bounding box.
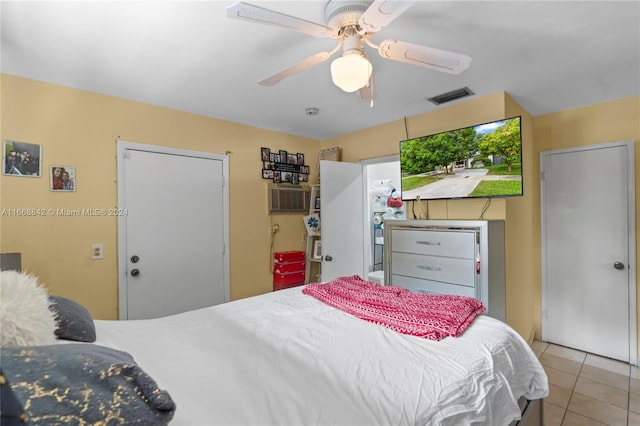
[400,116,522,201]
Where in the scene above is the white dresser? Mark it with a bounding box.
[384,220,505,321]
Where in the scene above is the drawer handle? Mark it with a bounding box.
[416,241,441,246]
[417,265,441,272]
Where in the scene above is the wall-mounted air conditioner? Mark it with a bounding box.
[268,184,311,214]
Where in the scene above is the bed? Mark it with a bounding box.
[1,273,548,425]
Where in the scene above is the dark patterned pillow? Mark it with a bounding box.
[49,295,96,342]
[0,344,176,425]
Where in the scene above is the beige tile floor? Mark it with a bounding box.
[530,341,639,426]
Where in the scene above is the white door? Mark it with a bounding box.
[117,141,229,320]
[541,140,636,363]
[320,160,365,281]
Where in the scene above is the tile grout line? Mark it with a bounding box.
[537,342,635,426]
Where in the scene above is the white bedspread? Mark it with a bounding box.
[93,286,548,426]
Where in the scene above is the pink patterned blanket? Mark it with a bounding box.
[302,275,485,340]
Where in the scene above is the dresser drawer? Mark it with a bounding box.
[391,229,476,258]
[390,252,476,287]
[390,274,476,298]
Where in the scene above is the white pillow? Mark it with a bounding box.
[0,270,58,346]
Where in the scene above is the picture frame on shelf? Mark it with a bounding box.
[313,240,322,260]
[303,213,320,235]
[314,196,321,210]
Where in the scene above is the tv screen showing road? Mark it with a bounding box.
[400,116,522,201]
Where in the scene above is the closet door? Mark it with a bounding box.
[541,140,635,362]
[117,141,230,320]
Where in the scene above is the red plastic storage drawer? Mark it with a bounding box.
[273,251,305,263]
[273,261,306,274]
[273,271,305,286]
[273,281,305,291]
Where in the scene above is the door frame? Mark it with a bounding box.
[540,139,636,365]
[116,140,230,320]
[360,154,401,278]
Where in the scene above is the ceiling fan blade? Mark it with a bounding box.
[359,75,375,102]
[226,2,332,38]
[378,39,472,75]
[358,1,415,33]
[258,52,332,86]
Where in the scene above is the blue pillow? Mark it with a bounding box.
[49,295,96,342]
[0,344,176,425]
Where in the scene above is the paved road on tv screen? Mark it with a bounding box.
[403,169,520,200]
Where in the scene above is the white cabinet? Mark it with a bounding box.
[384,220,505,321]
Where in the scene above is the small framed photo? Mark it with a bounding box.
[3,140,42,177]
[273,172,281,183]
[269,153,275,162]
[279,150,287,161]
[313,240,322,260]
[274,154,281,163]
[261,147,270,162]
[287,153,297,165]
[50,165,76,191]
[314,196,321,209]
[297,153,304,165]
[262,169,273,179]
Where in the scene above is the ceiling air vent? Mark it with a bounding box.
[427,87,475,105]
[268,184,311,214]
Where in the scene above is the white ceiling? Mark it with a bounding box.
[2,1,639,140]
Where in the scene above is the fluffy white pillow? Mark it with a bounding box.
[0,270,58,346]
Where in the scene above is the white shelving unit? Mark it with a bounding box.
[305,184,321,283]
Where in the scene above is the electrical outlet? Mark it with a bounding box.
[91,243,104,260]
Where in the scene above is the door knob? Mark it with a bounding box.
[130,268,140,277]
[613,261,625,270]
[324,255,333,262]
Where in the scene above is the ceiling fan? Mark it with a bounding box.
[226,1,472,102]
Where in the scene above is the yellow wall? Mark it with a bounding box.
[0,74,320,319]
[2,73,638,348]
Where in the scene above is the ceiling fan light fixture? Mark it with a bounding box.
[330,51,372,93]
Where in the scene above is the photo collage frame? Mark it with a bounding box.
[261,147,309,184]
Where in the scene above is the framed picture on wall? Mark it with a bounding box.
[261,147,270,162]
[50,165,76,191]
[3,140,42,177]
